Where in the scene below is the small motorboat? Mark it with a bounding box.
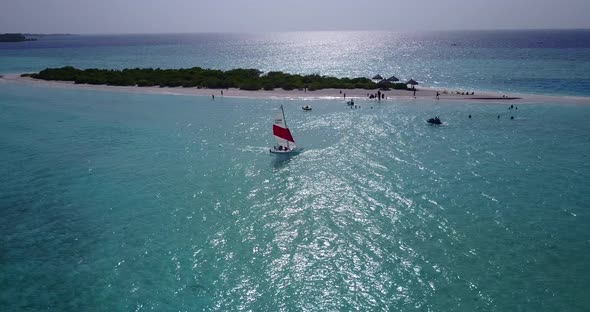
[427,117,442,125]
[302,105,312,111]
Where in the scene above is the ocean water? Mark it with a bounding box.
[1,31,590,311]
[1,82,590,311]
[1,30,590,96]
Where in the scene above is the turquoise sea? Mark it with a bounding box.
[1,31,590,311]
[1,30,590,96]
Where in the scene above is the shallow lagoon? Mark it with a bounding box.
[1,83,589,310]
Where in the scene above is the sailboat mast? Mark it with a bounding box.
[281,105,287,128]
[281,105,289,148]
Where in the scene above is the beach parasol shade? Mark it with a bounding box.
[372,74,383,80]
[387,75,399,82]
[406,79,418,85]
[377,79,392,89]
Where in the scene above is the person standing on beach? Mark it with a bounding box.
[436,91,440,99]
[413,89,416,97]
[221,90,223,96]
[344,93,346,99]
[212,94,215,100]
[377,90,381,101]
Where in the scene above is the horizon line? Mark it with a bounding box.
[6,27,590,36]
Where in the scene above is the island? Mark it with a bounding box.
[23,66,409,91]
[0,33,37,42]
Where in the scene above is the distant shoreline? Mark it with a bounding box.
[0,33,37,42]
[2,73,590,104]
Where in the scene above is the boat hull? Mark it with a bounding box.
[270,148,303,155]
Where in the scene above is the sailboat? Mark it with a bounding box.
[270,105,301,154]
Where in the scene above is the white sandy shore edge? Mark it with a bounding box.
[2,74,589,104]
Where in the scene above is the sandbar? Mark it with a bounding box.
[1,74,589,105]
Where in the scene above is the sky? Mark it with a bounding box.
[1,0,590,34]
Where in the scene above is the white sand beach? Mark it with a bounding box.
[2,74,589,104]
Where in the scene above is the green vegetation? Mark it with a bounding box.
[0,33,36,42]
[26,66,409,91]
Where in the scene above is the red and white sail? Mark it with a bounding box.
[273,105,296,149]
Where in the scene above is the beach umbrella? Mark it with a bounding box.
[372,74,383,80]
[387,75,399,82]
[377,79,392,90]
[406,79,418,85]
